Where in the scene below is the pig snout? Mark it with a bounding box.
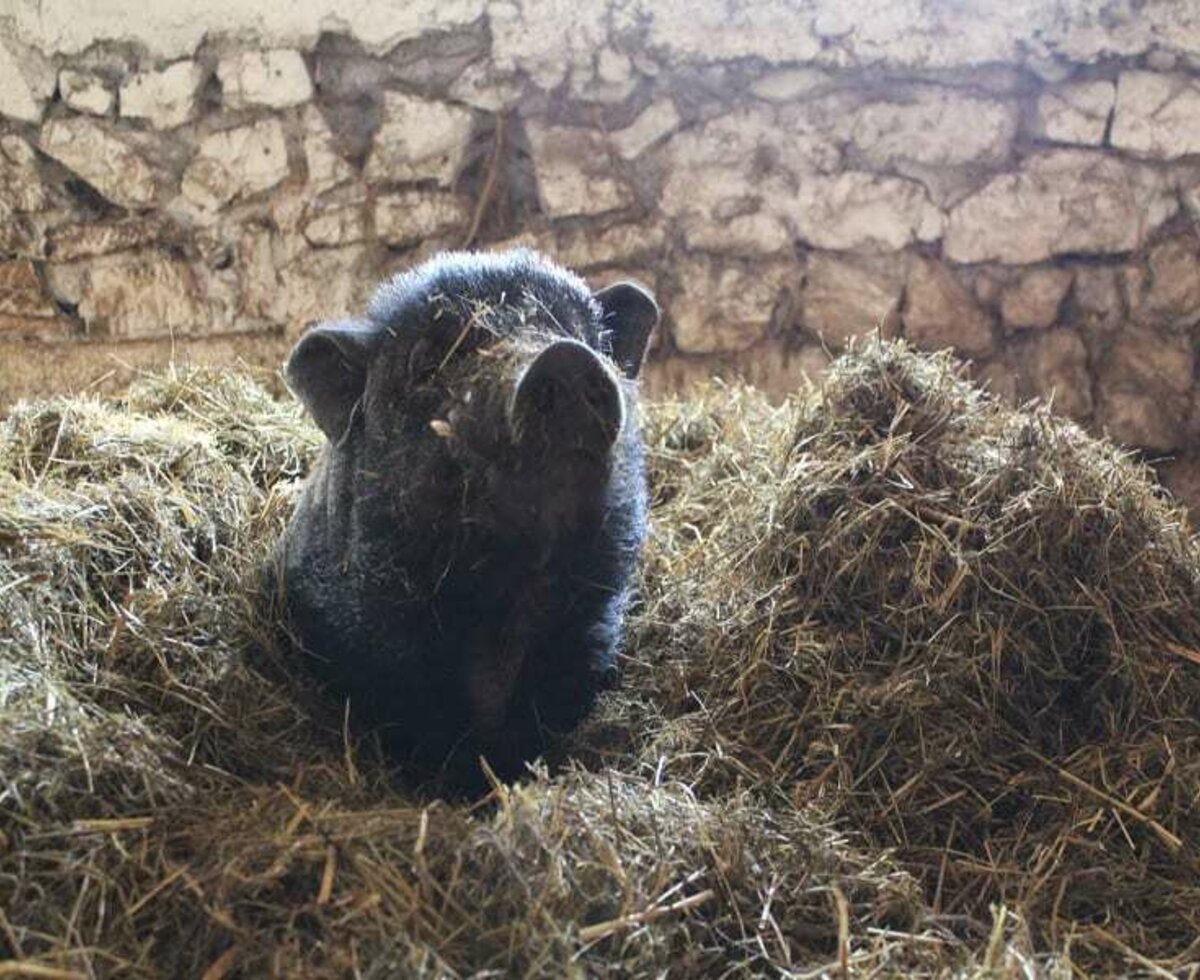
[509,340,624,457]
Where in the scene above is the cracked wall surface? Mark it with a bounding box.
[1,0,1200,504]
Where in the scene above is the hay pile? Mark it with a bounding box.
[0,363,934,978]
[619,343,1200,973]
[1,343,1197,976]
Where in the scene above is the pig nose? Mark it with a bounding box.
[509,340,624,453]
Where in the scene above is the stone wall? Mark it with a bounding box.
[1,0,1199,502]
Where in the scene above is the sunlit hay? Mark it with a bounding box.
[636,341,1200,970]
[0,396,319,759]
[122,365,321,489]
[0,364,948,979]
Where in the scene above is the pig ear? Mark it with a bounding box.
[595,281,659,379]
[512,340,623,452]
[285,320,381,440]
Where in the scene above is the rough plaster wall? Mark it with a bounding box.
[1,0,1200,502]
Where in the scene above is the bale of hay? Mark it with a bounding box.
[0,365,960,979]
[630,342,1200,971]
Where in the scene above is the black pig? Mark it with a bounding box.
[275,249,658,790]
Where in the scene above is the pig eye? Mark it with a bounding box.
[407,339,436,381]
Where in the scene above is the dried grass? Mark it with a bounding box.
[1,345,1197,976]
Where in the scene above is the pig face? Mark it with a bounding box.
[277,250,658,789]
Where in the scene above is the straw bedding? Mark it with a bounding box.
[1,343,1197,977]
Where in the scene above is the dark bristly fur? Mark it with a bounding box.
[275,249,658,790]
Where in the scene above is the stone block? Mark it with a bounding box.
[364,92,474,187]
[1032,80,1114,145]
[0,40,51,122]
[1095,329,1194,451]
[612,100,680,160]
[549,221,667,270]
[792,172,944,253]
[181,119,290,212]
[803,252,907,347]
[944,150,1175,263]
[904,258,994,356]
[1112,71,1200,159]
[373,190,471,248]
[646,1,821,63]
[1012,327,1092,420]
[1000,267,1073,330]
[40,118,157,209]
[670,254,797,354]
[0,135,48,213]
[62,253,204,339]
[1133,236,1200,330]
[527,123,633,218]
[60,69,114,115]
[850,87,1017,168]
[0,259,56,318]
[120,60,204,129]
[302,203,370,247]
[302,106,354,193]
[218,49,313,110]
